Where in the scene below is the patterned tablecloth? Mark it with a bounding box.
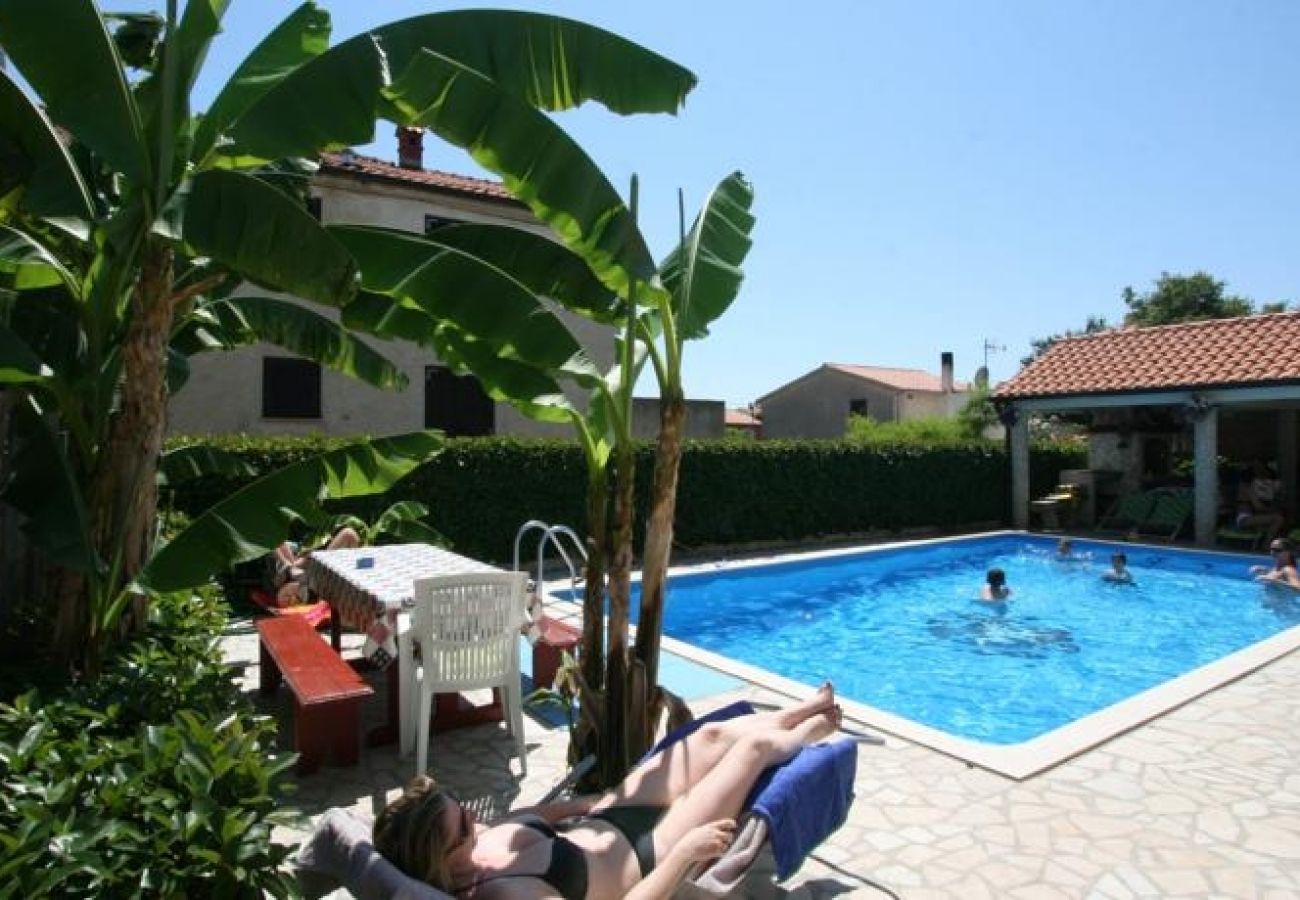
[304,543,498,668]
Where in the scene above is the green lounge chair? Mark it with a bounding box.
[1135,488,1193,542]
[1095,492,1156,536]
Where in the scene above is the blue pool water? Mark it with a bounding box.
[615,536,1300,745]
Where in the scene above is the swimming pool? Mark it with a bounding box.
[589,534,1300,770]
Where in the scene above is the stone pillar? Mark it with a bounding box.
[1278,409,1297,520]
[1009,407,1030,530]
[1193,405,1219,546]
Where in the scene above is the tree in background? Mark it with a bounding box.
[1122,271,1285,326]
[1022,271,1291,367]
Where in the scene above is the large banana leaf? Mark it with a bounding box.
[660,172,756,341]
[0,0,148,182]
[192,1,332,164]
[383,50,662,305]
[136,431,442,593]
[340,292,575,422]
[225,9,695,164]
[0,69,94,219]
[173,296,407,390]
[184,169,358,305]
[158,443,256,486]
[223,32,386,162]
[331,225,599,383]
[423,223,622,324]
[0,226,79,293]
[367,10,694,115]
[1,395,97,573]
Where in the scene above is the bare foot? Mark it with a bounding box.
[792,707,841,745]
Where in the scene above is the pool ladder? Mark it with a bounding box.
[512,520,588,610]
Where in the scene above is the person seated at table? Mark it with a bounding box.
[273,526,360,605]
[373,686,843,900]
[1234,460,1286,541]
[1254,545,1300,590]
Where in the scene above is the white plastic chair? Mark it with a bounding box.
[411,572,529,777]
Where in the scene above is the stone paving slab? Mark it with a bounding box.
[223,616,1300,898]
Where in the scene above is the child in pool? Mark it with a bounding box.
[981,568,1011,601]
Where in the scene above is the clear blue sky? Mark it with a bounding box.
[127,1,1300,405]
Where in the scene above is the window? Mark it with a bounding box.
[262,357,322,419]
[849,399,869,417]
[306,196,322,220]
[424,366,493,436]
[424,214,458,235]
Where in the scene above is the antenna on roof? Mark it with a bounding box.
[982,338,1005,370]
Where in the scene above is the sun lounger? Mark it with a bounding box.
[1094,491,1156,536]
[1133,488,1193,542]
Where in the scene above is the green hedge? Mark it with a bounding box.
[168,434,1083,565]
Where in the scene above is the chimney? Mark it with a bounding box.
[397,125,424,170]
[940,352,954,393]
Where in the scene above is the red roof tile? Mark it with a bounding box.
[996,312,1300,400]
[827,363,967,393]
[725,408,760,427]
[319,152,515,202]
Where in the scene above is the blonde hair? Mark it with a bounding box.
[373,775,456,890]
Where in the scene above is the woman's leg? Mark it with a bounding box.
[646,708,842,858]
[596,684,836,810]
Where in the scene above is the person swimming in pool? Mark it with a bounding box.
[373,686,843,900]
[1102,552,1134,584]
[981,568,1011,601]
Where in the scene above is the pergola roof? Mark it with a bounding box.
[996,312,1300,401]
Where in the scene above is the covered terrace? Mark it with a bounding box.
[994,312,1300,545]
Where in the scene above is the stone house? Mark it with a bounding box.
[168,131,723,439]
[756,353,970,439]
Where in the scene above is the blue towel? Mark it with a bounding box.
[743,740,857,880]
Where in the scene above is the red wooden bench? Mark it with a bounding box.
[257,616,373,774]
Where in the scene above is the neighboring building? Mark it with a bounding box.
[756,353,970,439]
[994,312,1300,544]
[168,129,722,439]
[724,407,762,439]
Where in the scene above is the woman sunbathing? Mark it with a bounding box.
[374,685,843,900]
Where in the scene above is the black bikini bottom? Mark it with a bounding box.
[586,805,666,876]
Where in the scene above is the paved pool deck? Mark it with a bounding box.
[222,609,1300,898]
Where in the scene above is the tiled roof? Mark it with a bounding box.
[827,363,966,393]
[319,152,514,201]
[995,312,1300,400]
[725,408,760,427]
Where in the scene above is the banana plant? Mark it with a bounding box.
[0,0,694,669]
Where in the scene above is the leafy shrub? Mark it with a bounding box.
[845,414,979,445]
[0,588,296,898]
[167,434,1085,565]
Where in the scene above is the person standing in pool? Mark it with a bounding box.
[981,568,1011,601]
[1255,547,1300,590]
[1102,552,1134,584]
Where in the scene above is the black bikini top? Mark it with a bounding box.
[460,814,587,900]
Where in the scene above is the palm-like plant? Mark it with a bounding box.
[0,0,694,669]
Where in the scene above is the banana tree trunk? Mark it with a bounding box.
[632,391,685,704]
[69,242,174,667]
[602,436,636,785]
[580,467,608,691]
